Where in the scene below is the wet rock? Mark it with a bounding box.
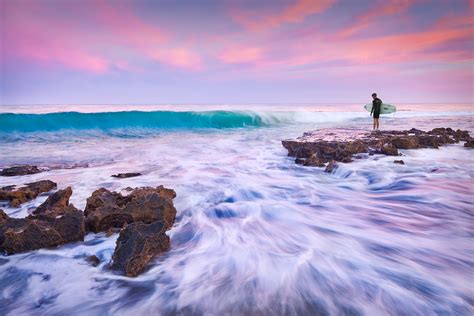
[282,127,470,167]
[324,160,338,173]
[33,187,72,216]
[465,139,474,148]
[394,160,405,165]
[381,144,399,156]
[304,154,326,167]
[84,186,177,233]
[0,208,84,255]
[0,180,57,207]
[110,221,170,277]
[0,165,44,177]
[86,255,100,267]
[111,173,142,179]
[0,187,85,255]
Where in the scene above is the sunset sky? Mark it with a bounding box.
[1,0,473,105]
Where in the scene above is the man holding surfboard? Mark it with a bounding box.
[370,93,382,130]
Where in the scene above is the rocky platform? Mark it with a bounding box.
[282,127,471,168]
[0,165,45,177]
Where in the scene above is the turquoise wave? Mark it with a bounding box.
[0,111,267,132]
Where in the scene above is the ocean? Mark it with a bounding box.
[0,104,473,315]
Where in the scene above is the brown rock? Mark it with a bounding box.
[84,186,177,233]
[0,209,8,223]
[391,137,418,149]
[111,173,142,179]
[86,255,100,267]
[381,144,399,156]
[110,221,170,277]
[0,206,84,255]
[303,154,326,167]
[0,165,44,177]
[324,160,338,173]
[394,160,405,165]
[0,180,57,207]
[465,139,474,148]
[33,187,72,216]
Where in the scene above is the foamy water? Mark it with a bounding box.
[0,106,473,315]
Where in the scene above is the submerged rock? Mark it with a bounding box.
[465,139,474,148]
[282,128,471,167]
[86,255,101,267]
[110,221,170,277]
[111,173,142,179]
[324,160,338,173]
[0,165,44,177]
[0,180,57,207]
[84,186,177,233]
[0,189,85,254]
[394,160,405,165]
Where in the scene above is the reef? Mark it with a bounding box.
[0,180,57,207]
[282,127,471,167]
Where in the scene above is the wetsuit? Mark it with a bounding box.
[371,98,382,118]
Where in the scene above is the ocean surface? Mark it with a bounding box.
[0,104,473,315]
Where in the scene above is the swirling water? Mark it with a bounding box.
[0,107,473,315]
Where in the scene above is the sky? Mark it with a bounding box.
[1,0,473,105]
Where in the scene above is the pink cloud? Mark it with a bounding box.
[230,0,335,31]
[338,0,415,38]
[218,47,263,64]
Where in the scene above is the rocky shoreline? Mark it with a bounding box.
[282,127,472,169]
[0,181,177,277]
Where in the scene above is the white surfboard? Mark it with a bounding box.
[364,103,396,114]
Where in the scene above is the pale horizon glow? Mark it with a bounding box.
[1,0,473,105]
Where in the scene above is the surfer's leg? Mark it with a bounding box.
[376,118,380,130]
[373,118,376,130]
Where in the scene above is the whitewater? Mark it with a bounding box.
[0,104,473,315]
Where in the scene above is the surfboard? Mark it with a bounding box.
[364,103,396,114]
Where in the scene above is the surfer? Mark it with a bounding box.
[370,93,382,130]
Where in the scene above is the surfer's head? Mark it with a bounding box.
[372,93,377,99]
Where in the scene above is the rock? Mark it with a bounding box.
[304,154,326,167]
[0,165,44,177]
[391,137,418,149]
[86,255,100,267]
[0,180,57,207]
[465,139,474,148]
[33,187,72,216]
[111,173,142,179]
[110,221,170,277]
[84,186,177,233]
[0,187,85,255]
[324,160,338,173]
[394,160,405,165]
[282,128,470,168]
[381,144,399,156]
[0,207,84,255]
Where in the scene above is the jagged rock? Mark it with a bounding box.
[110,221,170,277]
[394,160,405,165]
[111,173,142,179]
[0,165,44,177]
[282,128,470,167]
[465,139,474,148]
[0,180,57,207]
[324,160,338,173]
[84,186,177,233]
[86,255,100,267]
[33,187,72,216]
[0,190,84,255]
